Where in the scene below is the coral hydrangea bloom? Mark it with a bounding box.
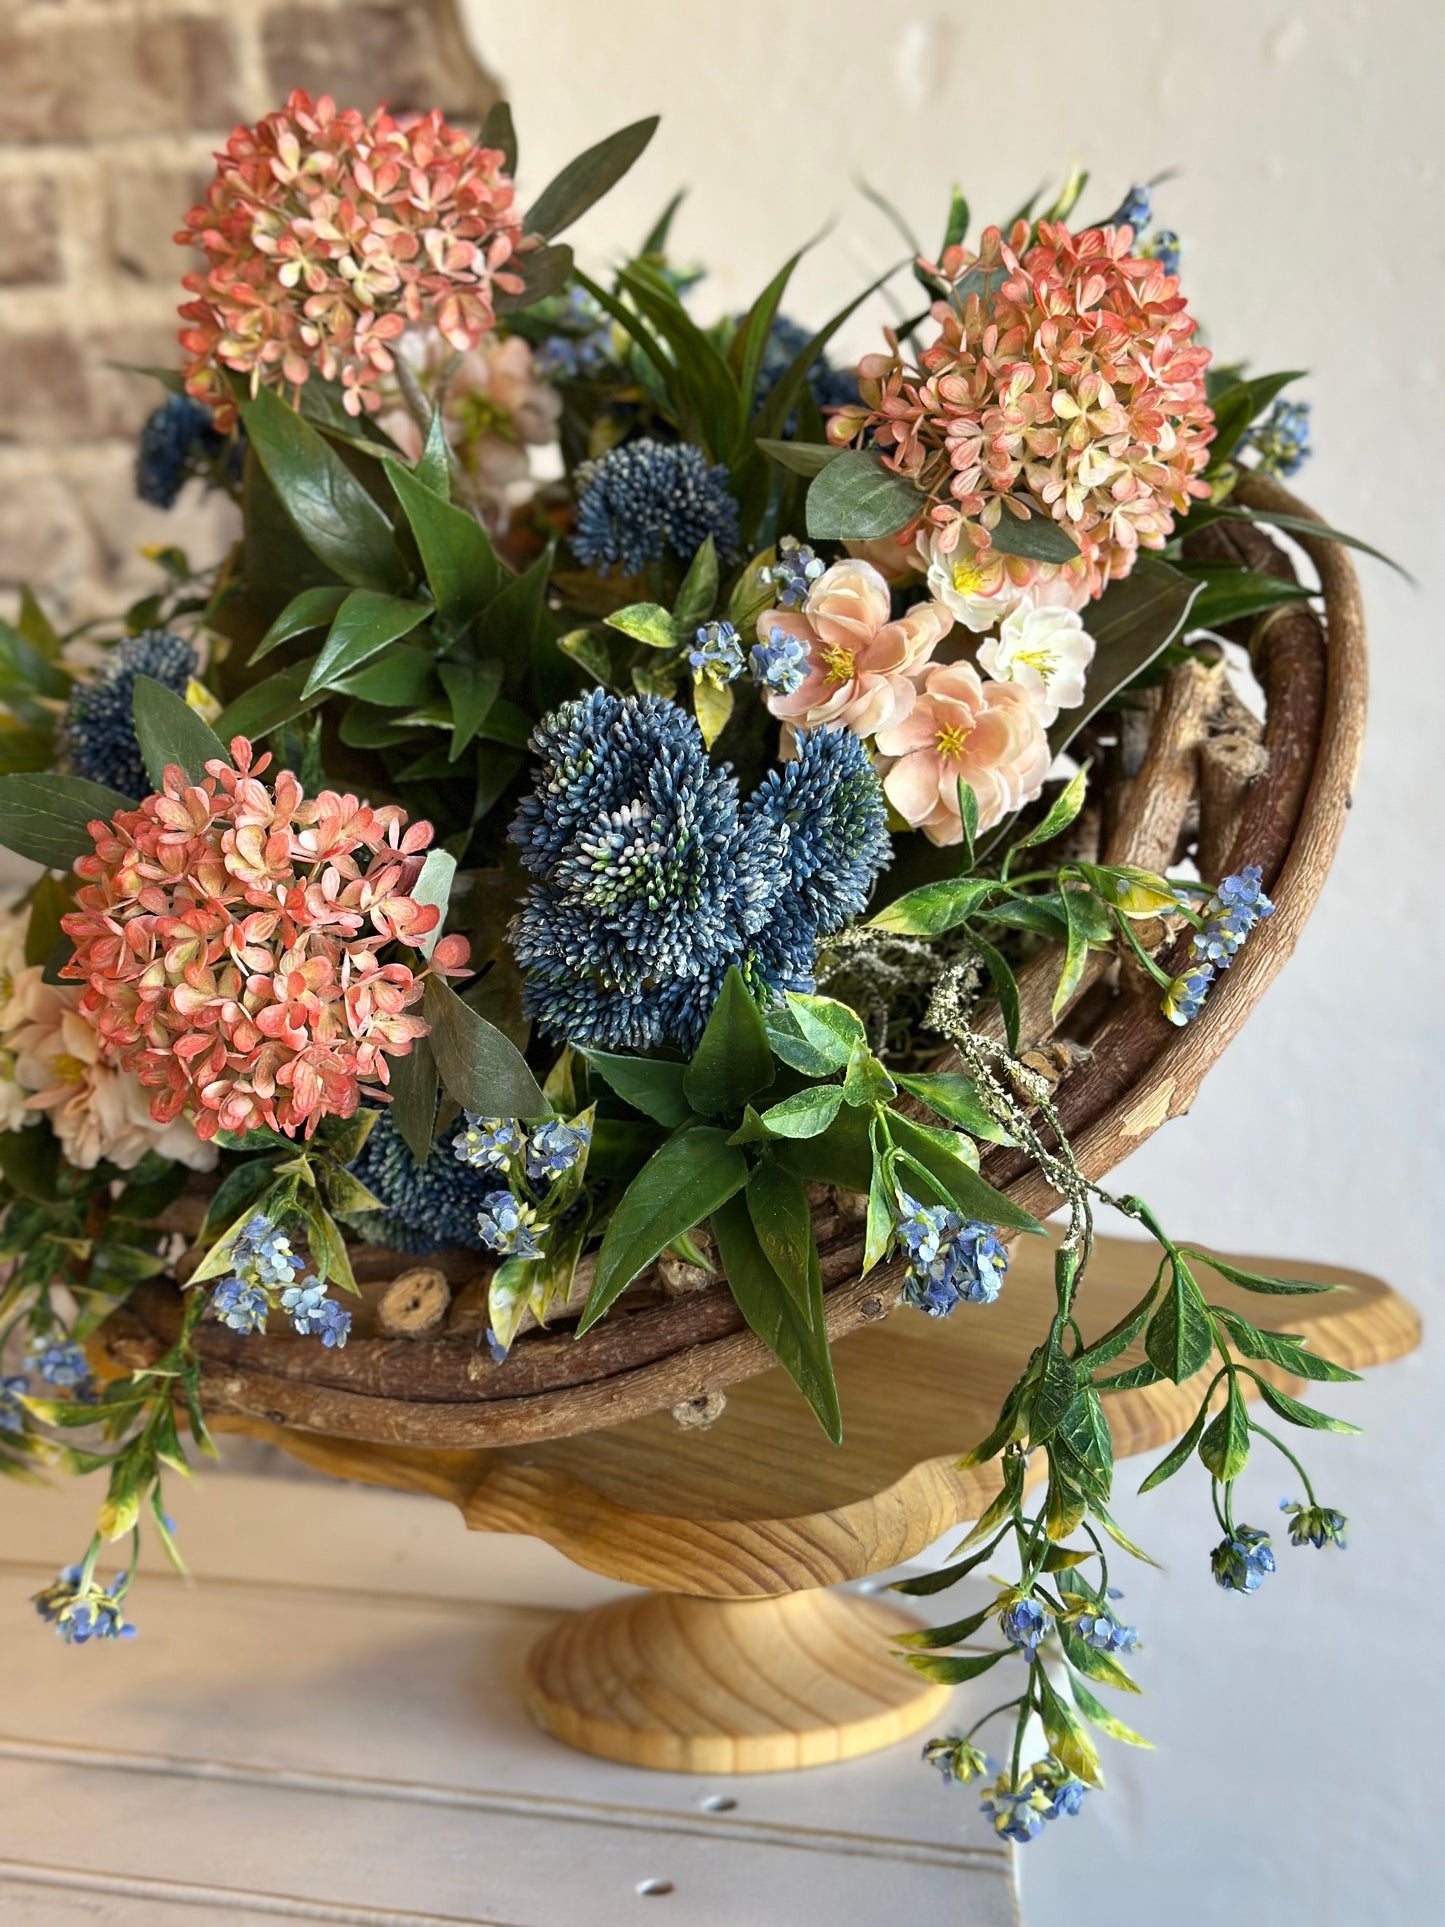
[830,219,1214,596]
[874,663,1050,845]
[60,739,469,1141]
[757,557,951,738]
[176,91,532,424]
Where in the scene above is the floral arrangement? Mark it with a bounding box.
[0,95,1381,1840]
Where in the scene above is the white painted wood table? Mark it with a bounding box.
[0,1466,1019,1926]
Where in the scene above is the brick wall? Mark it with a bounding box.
[0,0,499,625]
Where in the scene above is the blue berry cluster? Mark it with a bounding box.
[1163,866,1274,1027]
[28,1335,91,1393]
[135,393,239,509]
[349,1107,498,1254]
[63,628,198,799]
[570,438,740,576]
[893,1193,1009,1316]
[510,691,890,1053]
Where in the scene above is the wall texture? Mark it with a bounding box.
[0,0,496,621]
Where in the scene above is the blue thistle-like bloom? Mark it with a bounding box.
[1030,1758,1088,1821]
[1140,229,1181,277]
[1280,1497,1348,1550]
[1106,184,1152,232]
[28,1337,91,1392]
[1211,1524,1276,1593]
[0,1372,28,1434]
[211,1276,270,1335]
[135,393,235,508]
[922,1736,993,1786]
[750,625,810,696]
[63,628,198,799]
[689,619,745,687]
[570,438,740,576]
[999,1594,1051,1651]
[749,315,861,421]
[33,1566,137,1645]
[1162,866,1274,1028]
[350,1107,496,1253]
[758,536,827,611]
[894,1193,1009,1317]
[524,1118,592,1185]
[1242,399,1311,478]
[744,725,892,939]
[980,1776,1052,1844]
[477,1190,546,1259]
[1072,1610,1141,1655]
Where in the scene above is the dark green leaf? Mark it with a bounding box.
[745,1159,815,1325]
[1181,1248,1344,1297]
[893,1603,994,1649]
[415,411,452,499]
[1138,1396,1212,1493]
[1093,1359,1165,1393]
[1046,557,1203,766]
[1208,369,1307,467]
[769,1099,873,1195]
[683,966,775,1115]
[302,590,429,697]
[1030,1327,1079,1446]
[805,450,927,541]
[0,1123,60,1202]
[1212,1306,1360,1383]
[891,1535,1008,1595]
[987,508,1079,563]
[385,457,508,631]
[214,663,319,742]
[756,1085,845,1139]
[492,243,575,314]
[581,1126,749,1332]
[956,781,978,867]
[1253,1379,1361,1435]
[901,1649,1007,1686]
[972,933,1020,1054]
[423,976,548,1120]
[892,1072,1011,1144]
[1199,1375,1251,1480]
[250,585,349,665]
[239,386,409,593]
[755,438,843,477]
[1056,1384,1113,1487]
[712,1191,841,1441]
[131,676,228,789]
[479,99,517,174]
[1211,504,1411,582]
[887,1111,1043,1235]
[1178,562,1314,630]
[0,773,133,865]
[23,874,71,969]
[1144,1263,1215,1382]
[583,1050,693,1129]
[438,658,504,761]
[526,117,659,239]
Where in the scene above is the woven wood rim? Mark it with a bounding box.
[103,478,1367,1447]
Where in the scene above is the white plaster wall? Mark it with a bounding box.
[462,3,1440,1920]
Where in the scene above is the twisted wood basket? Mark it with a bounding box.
[103,476,1366,1451]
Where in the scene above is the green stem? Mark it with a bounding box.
[1248,1422,1317,1505]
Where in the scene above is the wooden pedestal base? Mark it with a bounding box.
[522,1588,951,1774]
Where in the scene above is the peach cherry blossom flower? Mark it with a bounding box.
[874,662,1051,846]
[924,526,1091,633]
[977,601,1096,728]
[757,557,952,738]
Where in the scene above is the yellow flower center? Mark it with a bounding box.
[936,723,973,763]
[51,1052,88,1085]
[951,557,989,596]
[819,640,856,684]
[1014,646,1058,679]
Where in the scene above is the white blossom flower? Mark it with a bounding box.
[977,600,1096,727]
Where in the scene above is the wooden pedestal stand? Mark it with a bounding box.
[219,1233,1418,1775]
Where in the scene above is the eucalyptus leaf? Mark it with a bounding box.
[131,676,229,789]
[0,774,133,866]
[805,450,927,542]
[388,1035,439,1166]
[987,508,1079,564]
[408,849,457,962]
[423,977,548,1121]
[526,117,659,240]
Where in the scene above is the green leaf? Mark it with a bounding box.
[1037,1665,1103,1787]
[956,781,978,867]
[1212,1306,1360,1383]
[1091,1501,1161,1568]
[780,993,866,1072]
[1069,1674,1153,1749]
[408,848,456,962]
[887,1111,1043,1234]
[762,1005,839,1078]
[892,1072,1010,1144]
[1058,1624,1139,1696]
[438,658,504,760]
[250,586,350,665]
[1093,1359,1165,1393]
[842,1043,895,1108]
[863,1127,892,1277]
[891,1535,1008,1595]
[1179,562,1314,630]
[480,99,518,173]
[581,1125,750,1332]
[693,675,733,750]
[199,1154,281,1241]
[892,1602,994,1649]
[1208,369,1307,467]
[1138,1396,1212,1493]
[385,457,507,632]
[805,450,927,541]
[683,966,775,1115]
[868,876,993,937]
[493,242,576,315]
[526,116,659,239]
[901,1649,1007,1686]
[0,1122,60,1201]
[387,1034,438,1166]
[1010,765,1089,855]
[1181,1249,1343,1297]
[672,534,719,636]
[1055,1384,1113,1488]
[712,1191,840,1439]
[302,591,430,697]
[1199,1375,1251,1480]
[1046,557,1203,766]
[1029,1327,1080,1447]
[1144,1263,1215,1382]
[214,663,318,742]
[22,873,71,970]
[583,1050,693,1129]
[987,508,1079,564]
[972,933,1020,1054]
[131,676,228,790]
[1253,1379,1361,1435]
[604,602,676,649]
[422,976,548,1120]
[1207,504,1411,583]
[16,585,62,660]
[745,1159,815,1326]
[239,386,409,593]
[0,773,133,865]
[755,438,843,477]
[769,1099,874,1193]
[756,1085,845,1139]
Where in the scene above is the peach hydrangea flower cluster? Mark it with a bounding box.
[176,90,532,424]
[828,218,1214,599]
[59,739,470,1142]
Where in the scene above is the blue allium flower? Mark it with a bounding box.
[1073,1610,1141,1655]
[1242,399,1311,479]
[28,1337,91,1392]
[744,724,893,940]
[135,393,235,508]
[1140,229,1181,277]
[1105,185,1152,231]
[980,1776,1051,1844]
[0,1373,28,1433]
[749,315,861,421]
[1162,866,1274,1028]
[1211,1524,1276,1593]
[999,1595,1051,1651]
[477,1190,546,1259]
[1280,1497,1348,1550]
[570,438,740,576]
[922,1736,993,1786]
[63,629,198,799]
[524,1117,592,1184]
[211,1277,270,1335]
[689,619,745,687]
[750,625,810,696]
[1030,1758,1088,1820]
[351,1107,495,1253]
[33,1566,137,1645]
[894,1193,1009,1316]
[758,536,826,611]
